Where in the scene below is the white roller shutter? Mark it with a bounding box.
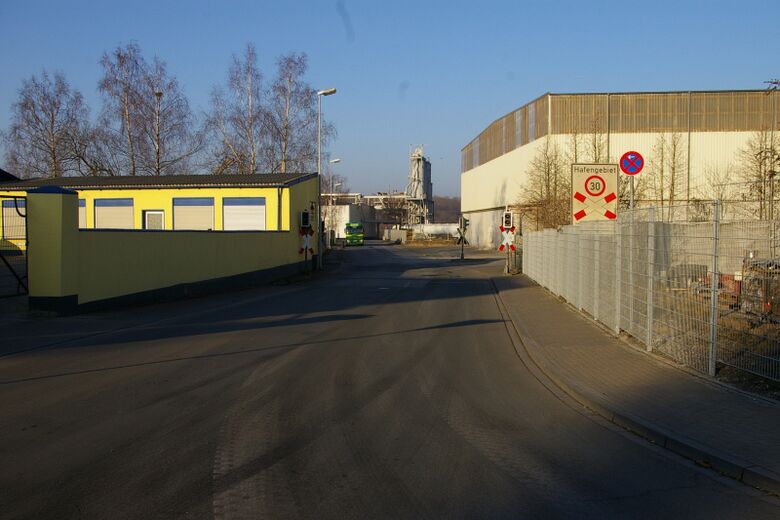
[173,198,214,230]
[78,200,86,228]
[94,198,134,229]
[223,197,266,230]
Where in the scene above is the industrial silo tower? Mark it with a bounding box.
[406,146,434,224]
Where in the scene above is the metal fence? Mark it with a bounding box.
[523,202,780,382]
[0,195,28,297]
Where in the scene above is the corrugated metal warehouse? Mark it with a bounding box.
[461,90,779,249]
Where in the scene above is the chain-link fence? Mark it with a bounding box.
[523,202,780,382]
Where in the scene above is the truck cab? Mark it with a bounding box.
[344,222,364,246]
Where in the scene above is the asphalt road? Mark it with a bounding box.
[1,244,778,519]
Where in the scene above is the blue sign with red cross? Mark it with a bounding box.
[620,151,644,176]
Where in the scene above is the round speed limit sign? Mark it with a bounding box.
[584,175,606,197]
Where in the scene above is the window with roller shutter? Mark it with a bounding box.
[222,197,266,230]
[94,198,134,229]
[78,199,86,228]
[173,198,214,230]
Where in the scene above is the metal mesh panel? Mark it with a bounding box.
[618,209,651,344]
[563,227,578,308]
[651,209,715,373]
[597,231,618,330]
[0,196,27,297]
[716,220,780,380]
[580,227,596,317]
[523,201,780,382]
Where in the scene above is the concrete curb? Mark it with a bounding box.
[490,278,780,497]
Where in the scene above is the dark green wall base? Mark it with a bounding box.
[30,261,309,315]
[29,294,78,314]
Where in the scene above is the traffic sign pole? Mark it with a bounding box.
[630,176,635,209]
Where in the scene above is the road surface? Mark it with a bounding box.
[1,244,778,519]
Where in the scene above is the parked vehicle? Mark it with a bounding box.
[739,258,780,323]
[345,223,364,246]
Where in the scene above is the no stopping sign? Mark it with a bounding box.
[620,151,644,175]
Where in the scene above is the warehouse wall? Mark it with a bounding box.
[461,130,757,250]
[463,208,506,249]
[462,132,754,215]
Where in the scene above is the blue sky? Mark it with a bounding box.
[1,0,779,196]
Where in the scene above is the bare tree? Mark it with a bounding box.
[138,58,202,175]
[98,43,148,176]
[264,53,318,173]
[665,132,686,209]
[700,162,739,219]
[645,132,686,218]
[519,137,570,229]
[67,120,120,177]
[648,133,666,206]
[2,70,86,178]
[566,122,582,165]
[322,172,349,194]
[207,43,264,175]
[737,129,779,219]
[586,113,608,163]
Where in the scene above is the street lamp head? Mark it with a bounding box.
[329,158,341,164]
[155,91,163,99]
[317,88,337,96]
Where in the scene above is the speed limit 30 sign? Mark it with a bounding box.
[571,164,618,223]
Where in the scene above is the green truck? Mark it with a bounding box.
[344,222,364,246]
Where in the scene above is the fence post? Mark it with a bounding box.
[577,230,584,310]
[629,212,635,334]
[615,221,622,333]
[646,207,655,352]
[594,235,600,321]
[27,187,79,313]
[708,200,721,377]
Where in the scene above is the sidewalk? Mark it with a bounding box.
[492,274,780,495]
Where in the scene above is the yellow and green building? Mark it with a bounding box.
[0,173,321,312]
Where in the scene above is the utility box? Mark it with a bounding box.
[300,210,311,228]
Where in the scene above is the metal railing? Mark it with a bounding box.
[0,195,28,296]
[523,202,780,382]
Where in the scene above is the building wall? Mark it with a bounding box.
[0,185,299,247]
[462,130,761,249]
[464,208,505,249]
[323,203,377,239]
[462,91,778,172]
[25,177,318,312]
[462,131,754,215]
[50,187,285,231]
[461,90,780,248]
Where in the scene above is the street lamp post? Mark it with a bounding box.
[317,88,337,270]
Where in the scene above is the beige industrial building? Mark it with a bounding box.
[460,90,779,248]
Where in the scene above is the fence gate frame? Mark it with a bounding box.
[0,195,28,296]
